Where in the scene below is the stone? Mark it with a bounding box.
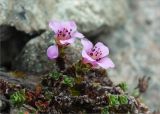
[98,0,160,111]
[13,31,82,73]
[0,25,34,68]
[0,100,4,111]
[0,97,8,113]
[0,0,128,33]
[10,106,31,114]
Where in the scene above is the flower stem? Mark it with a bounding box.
[56,46,66,70]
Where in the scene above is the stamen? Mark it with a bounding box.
[96,58,101,61]
[57,28,72,40]
[90,53,93,56]
[92,49,95,52]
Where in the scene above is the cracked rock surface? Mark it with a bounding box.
[0,0,128,33]
[98,0,160,111]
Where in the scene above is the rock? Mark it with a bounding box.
[10,106,30,114]
[0,100,5,111]
[98,0,160,111]
[0,71,40,90]
[0,25,37,69]
[13,31,82,73]
[0,96,10,113]
[0,0,128,33]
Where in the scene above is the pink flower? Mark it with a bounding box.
[49,20,84,45]
[47,21,84,59]
[81,38,115,69]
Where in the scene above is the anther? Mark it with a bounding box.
[90,53,93,56]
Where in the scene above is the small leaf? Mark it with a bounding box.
[118,82,128,91]
[118,95,128,104]
[49,71,62,80]
[109,95,120,106]
[10,90,26,107]
[62,75,74,87]
[101,106,109,114]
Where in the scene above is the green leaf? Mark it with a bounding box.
[10,90,26,107]
[118,95,128,104]
[118,82,128,91]
[63,75,74,87]
[49,71,62,80]
[101,106,109,114]
[109,95,120,106]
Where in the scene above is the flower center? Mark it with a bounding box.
[57,28,72,40]
[88,46,102,61]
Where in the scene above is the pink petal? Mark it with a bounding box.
[95,42,109,58]
[59,38,75,45]
[49,21,61,33]
[72,32,84,39]
[47,45,59,59]
[82,49,95,62]
[97,57,115,69]
[81,38,93,52]
[63,21,77,32]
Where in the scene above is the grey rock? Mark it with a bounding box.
[10,106,29,114]
[13,31,82,73]
[0,25,33,68]
[0,100,4,111]
[98,0,160,111]
[0,97,7,112]
[0,0,128,33]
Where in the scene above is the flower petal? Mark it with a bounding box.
[81,38,93,52]
[63,21,77,32]
[49,21,61,33]
[95,42,109,58]
[59,38,75,45]
[47,45,59,59]
[97,57,115,69]
[72,32,84,39]
[82,49,95,62]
